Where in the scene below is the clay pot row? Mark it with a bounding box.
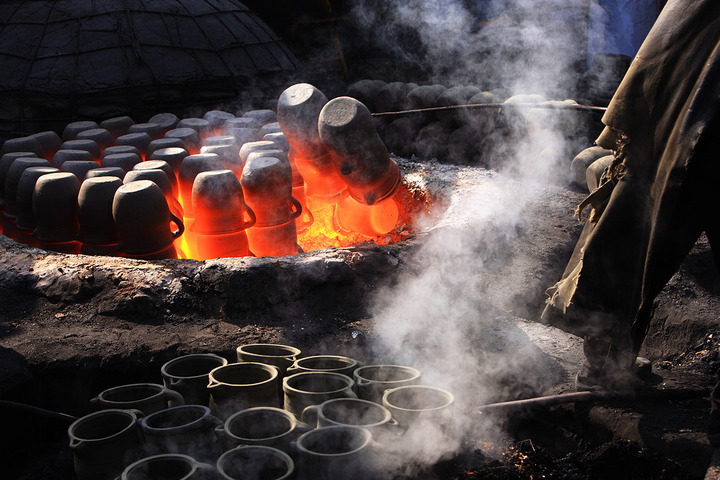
[68,344,453,480]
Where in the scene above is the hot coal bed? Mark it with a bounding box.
[1,84,718,479]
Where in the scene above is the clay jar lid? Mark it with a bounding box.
[191,170,253,234]
[32,172,81,243]
[277,83,328,158]
[178,153,225,217]
[77,176,123,245]
[113,180,178,254]
[16,166,59,231]
[4,157,51,217]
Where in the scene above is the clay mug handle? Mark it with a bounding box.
[169,212,184,239]
[300,404,320,427]
[242,204,256,230]
[289,196,302,220]
[161,387,185,406]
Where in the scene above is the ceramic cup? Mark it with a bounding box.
[353,365,422,404]
[15,166,59,231]
[301,397,397,438]
[160,353,228,406]
[235,343,302,375]
[216,406,308,453]
[283,372,356,419]
[140,405,222,462]
[217,446,294,480]
[112,180,184,259]
[287,355,361,380]
[294,425,377,480]
[116,453,216,480]
[90,382,184,416]
[33,172,81,243]
[207,362,282,421]
[76,176,124,246]
[67,408,144,480]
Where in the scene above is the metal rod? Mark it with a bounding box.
[0,400,78,425]
[371,102,608,117]
[477,387,709,414]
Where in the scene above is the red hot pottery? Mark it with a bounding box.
[32,172,81,244]
[112,180,184,259]
[76,176,124,246]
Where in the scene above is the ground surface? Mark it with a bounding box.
[1,162,719,479]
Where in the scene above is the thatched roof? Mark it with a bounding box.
[0,0,298,139]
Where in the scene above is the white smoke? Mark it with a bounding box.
[355,0,595,472]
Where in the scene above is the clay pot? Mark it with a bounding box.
[112,180,184,259]
[225,127,260,146]
[301,398,397,437]
[100,116,135,139]
[101,152,142,172]
[381,385,455,429]
[60,139,101,161]
[117,454,217,480]
[124,169,183,221]
[225,117,261,131]
[178,153,225,216]
[207,362,282,421]
[51,149,94,168]
[15,166,59,231]
[203,110,235,136]
[60,160,101,181]
[33,172,81,243]
[116,132,152,159]
[287,355,361,380]
[76,176,124,246]
[4,157,50,218]
[147,137,186,160]
[149,112,179,131]
[283,372,356,419]
[189,169,248,232]
[62,120,99,141]
[76,128,115,151]
[236,344,301,375]
[102,144,141,160]
[177,118,212,140]
[149,147,189,175]
[353,365,421,404]
[67,408,144,480]
[243,109,276,125]
[202,135,240,149]
[28,130,63,159]
[165,128,202,155]
[217,446,294,480]
[199,144,243,177]
[1,135,44,157]
[161,353,228,406]
[133,160,179,196]
[217,407,307,453]
[128,122,165,140]
[260,122,282,136]
[86,167,126,181]
[294,425,377,480]
[140,405,222,461]
[91,382,185,416]
[0,152,38,212]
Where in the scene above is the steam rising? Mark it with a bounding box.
[354,0,595,473]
